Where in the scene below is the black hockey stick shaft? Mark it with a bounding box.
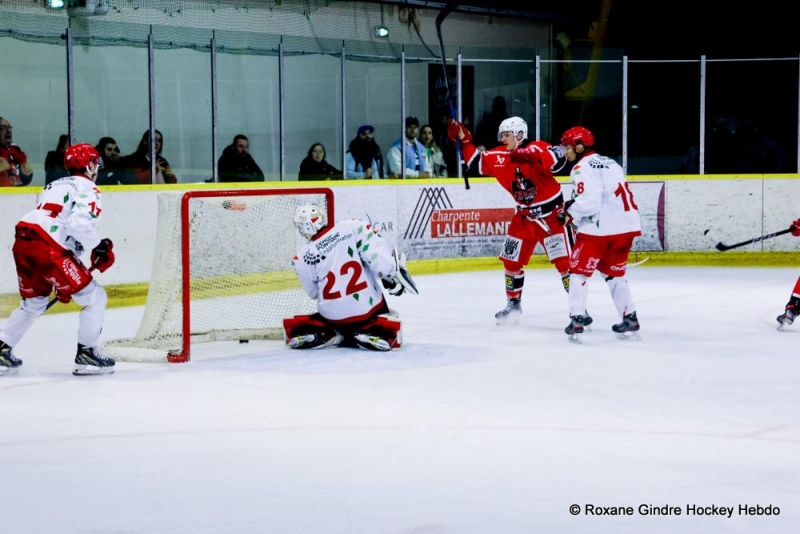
[435,2,469,190]
[711,227,793,251]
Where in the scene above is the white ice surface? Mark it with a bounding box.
[2,267,798,534]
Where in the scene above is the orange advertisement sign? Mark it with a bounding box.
[430,208,514,238]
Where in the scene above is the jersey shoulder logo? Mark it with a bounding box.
[302,250,324,265]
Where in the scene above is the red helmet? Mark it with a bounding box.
[560,126,594,148]
[64,143,102,172]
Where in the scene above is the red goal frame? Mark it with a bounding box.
[168,187,335,363]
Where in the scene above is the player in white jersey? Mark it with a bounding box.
[0,143,116,376]
[283,204,418,351]
[557,127,642,342]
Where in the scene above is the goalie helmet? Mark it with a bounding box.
[294,204,328,240]
[64,143,102,178]
[560,126,595,148]
[497,116,528,142]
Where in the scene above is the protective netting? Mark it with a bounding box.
[0,0,446,61]
[104,189,331,362]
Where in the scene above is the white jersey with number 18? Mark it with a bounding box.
[568,152,642,239]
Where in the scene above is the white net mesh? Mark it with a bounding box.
[104,188,331,362]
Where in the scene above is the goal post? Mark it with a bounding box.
[104,187,335,363]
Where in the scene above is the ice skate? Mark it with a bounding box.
[777,307,797,331]
[354,333,392,352]
[565,315,585,344]
[288,332,343,349]
[0,341,23,376]
[583,312,593,331]
[495,298,522,325]
[73,344,115,376]
[612,312,641,340]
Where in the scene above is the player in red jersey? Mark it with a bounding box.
[448,116,591,326]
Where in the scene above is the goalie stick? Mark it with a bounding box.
[703,227,793,252]
[435,1,469,190]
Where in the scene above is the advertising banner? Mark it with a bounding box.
[340,181,665,260]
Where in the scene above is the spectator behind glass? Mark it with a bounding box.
[217,134,265,182]
[0,116,34,186]
[44,134,71,185]
[419,124,447,177]
[119,129,177,184]
[95,137,128,186]
[387,116,431,179]
[473,95,509,150]
[345,125,384,179]
[298,143,342,181]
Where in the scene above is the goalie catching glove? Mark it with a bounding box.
[91,238,115,272]
[381,249,418,297]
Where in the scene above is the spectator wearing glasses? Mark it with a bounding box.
[345,125,384,179]
[387,116,431,179]
[0,117,34,187]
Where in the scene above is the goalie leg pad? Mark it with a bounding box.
[354,314,403,351]
[283,315,342,350]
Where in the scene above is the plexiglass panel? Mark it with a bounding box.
[284,54,342,181]
[216,53,279,181]
[0,38,68,187]
[627,60,701,175]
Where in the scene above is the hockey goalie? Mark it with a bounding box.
[283,204,418,351]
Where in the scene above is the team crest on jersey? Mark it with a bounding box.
[499,235,523,261]
[302,250,324,265]
[511,168,537,205]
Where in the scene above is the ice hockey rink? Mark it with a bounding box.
[1,266,797,534]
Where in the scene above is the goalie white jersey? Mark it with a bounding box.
[292,218,397,324]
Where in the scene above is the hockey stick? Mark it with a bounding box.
[45,264,98,311]
[703,227,793,252]
[435,1,469,190]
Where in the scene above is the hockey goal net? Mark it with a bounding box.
[103,187,335,363]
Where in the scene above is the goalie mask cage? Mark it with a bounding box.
[104,187,335,363]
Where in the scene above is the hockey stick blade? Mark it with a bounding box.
[704,227,793,252]
[629,256,650,268]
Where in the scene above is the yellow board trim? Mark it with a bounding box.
[2,251,795,316]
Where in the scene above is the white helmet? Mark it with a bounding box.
[497,116,528,142]
[294,204,327,240]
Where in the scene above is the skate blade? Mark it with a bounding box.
[73,364,115,376]
[567,333,582,344]
[614,331,642,341]
[777,322,787,332]
[0,367,20,377]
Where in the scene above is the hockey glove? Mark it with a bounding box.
[447,119,472,144]
[382,250,419,297]
[791,218,800,237]
[556,199,575,227]
[91,238,115,273]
